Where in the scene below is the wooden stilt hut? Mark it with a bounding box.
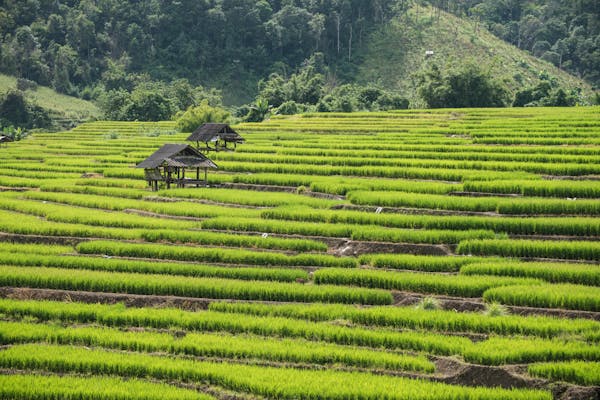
[186,123,244,152]
[0,136,14,147]
[136,144,217,191]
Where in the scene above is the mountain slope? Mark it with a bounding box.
[355,7,595,107]
[0,74,100,127]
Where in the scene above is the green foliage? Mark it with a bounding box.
[254,65,408,115]
[244,98,270,122]
[211,301,600,338]
[416,296,442,311]
[0,265,391,305]
[451,1,600,88]
[77,240,359,269]
[513,79,577,107]
[483,284,600,312]
[175,100,230,132]
[0,344,550,400]
[314,268,541,297]
[0,251,309,283]
[458,239,600,261]
[0,320,433,373]
[484,302,509,317]
[529,361,600,386]
[418,63,509,108]
[462,261,600,286]
[0,374,212,400]
[0,89,50,129]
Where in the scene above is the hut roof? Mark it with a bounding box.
[186,123,245,143]
[136,144,217,169]
[0,136,14,143]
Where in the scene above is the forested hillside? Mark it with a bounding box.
[0,0,597,127]
[444,0,599,88]
[0,0,401,103]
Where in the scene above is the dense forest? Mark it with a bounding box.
[0,0,598,127]
[0,0,406,102]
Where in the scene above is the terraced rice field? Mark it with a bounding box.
[0,107,598,399]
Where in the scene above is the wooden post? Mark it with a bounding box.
[196,168,200,188]
[181,168,185,187]
[166,167,171,189]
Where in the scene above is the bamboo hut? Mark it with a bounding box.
[136,144,217,191]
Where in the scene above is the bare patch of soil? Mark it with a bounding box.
[449,191,521,198]
[331,240,451,257]
[80,173,104,178]
[123,209,205,221]
[0,232,88,246]
[0,287,211,311]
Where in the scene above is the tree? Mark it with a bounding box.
[125,86,175,121]
[418,63,509,108]
[244,98,270,122]
[175,100,231,132]
[0,89,50,129]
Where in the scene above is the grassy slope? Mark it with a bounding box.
[0,73,100,125]
[355,6,595,107]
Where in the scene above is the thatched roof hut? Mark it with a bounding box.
[186,123,244,152]
[136,144,217,190]
[0,136,14,147]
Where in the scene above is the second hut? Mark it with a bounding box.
[187,123,244,152]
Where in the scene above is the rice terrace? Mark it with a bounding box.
[0,106,599,400]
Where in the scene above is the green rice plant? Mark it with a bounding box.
[351,226,501,244]
[461,261,600,285]
[497,197,600,215]
[359,254,487,272]
[209,301,600,338]
[74,177,148,189]
[483,284,600,312]
[347,191,600,215]
[528,361,600,386]
[203,216,501,244]
[464,337,600,365]
[39,182,147,198]
[141,229,327,252]
[0,299,469,356]
[0,242,73,255]
[201,216,354,237]
[463,179,600,199]
[0,320,434,372]
[313,268,541,297]
[0,251,308,282]
[0,195,200,230]
[77,240,358,268]
[0,374,213,400]
[0,265,390,304]
[0,209,141,240]
[0,344,550,400]
[262,206,600,236]
[458,239,600,261]
[159,187,344,208]
[217,160,536,182]
[23,191,261,219]
[347,191,499,212]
